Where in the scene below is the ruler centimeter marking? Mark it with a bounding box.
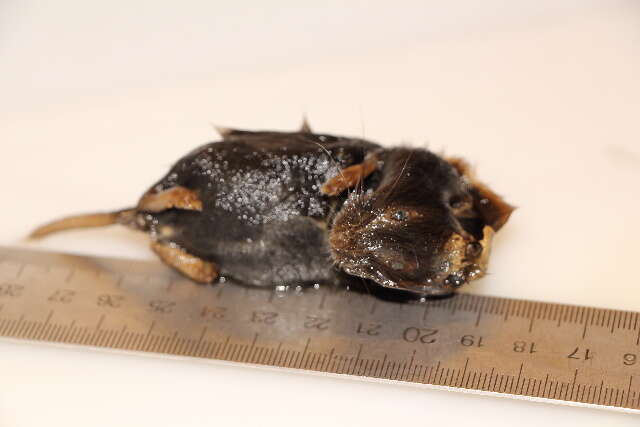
[0,246,639,412]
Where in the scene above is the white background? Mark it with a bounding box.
[1,0,640,425]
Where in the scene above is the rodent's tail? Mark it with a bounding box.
[28,208,138,239]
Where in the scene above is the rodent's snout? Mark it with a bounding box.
[401,227,494,295]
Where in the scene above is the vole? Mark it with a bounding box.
[30,121,514,297]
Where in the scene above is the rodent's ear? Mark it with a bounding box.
[447,157,473,177]
[447,157,514,231]
[321,151,381,196]
[469,181,515,231]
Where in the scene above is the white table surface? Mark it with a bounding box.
[1,1,639,425]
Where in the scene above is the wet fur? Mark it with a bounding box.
[31,127,513,297]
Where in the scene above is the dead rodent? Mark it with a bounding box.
[30,121,514,297]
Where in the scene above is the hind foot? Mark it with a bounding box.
[150,241,218,283]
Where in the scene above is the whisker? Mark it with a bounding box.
[359,277,372,296]
[383,151,412,206]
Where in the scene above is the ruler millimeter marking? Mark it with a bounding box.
[0,247,639,412]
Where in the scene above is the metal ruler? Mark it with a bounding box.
[1,247,639,413]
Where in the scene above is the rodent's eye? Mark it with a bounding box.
[449,195,472,211]
[466,241,483,258]
[392,210,408,221]
[449,196,464,209]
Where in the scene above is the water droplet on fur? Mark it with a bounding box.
[445,274,465,288]
[275,285,288,297]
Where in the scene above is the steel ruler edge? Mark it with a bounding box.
[0,336,636,415]
[1,246,639,414]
